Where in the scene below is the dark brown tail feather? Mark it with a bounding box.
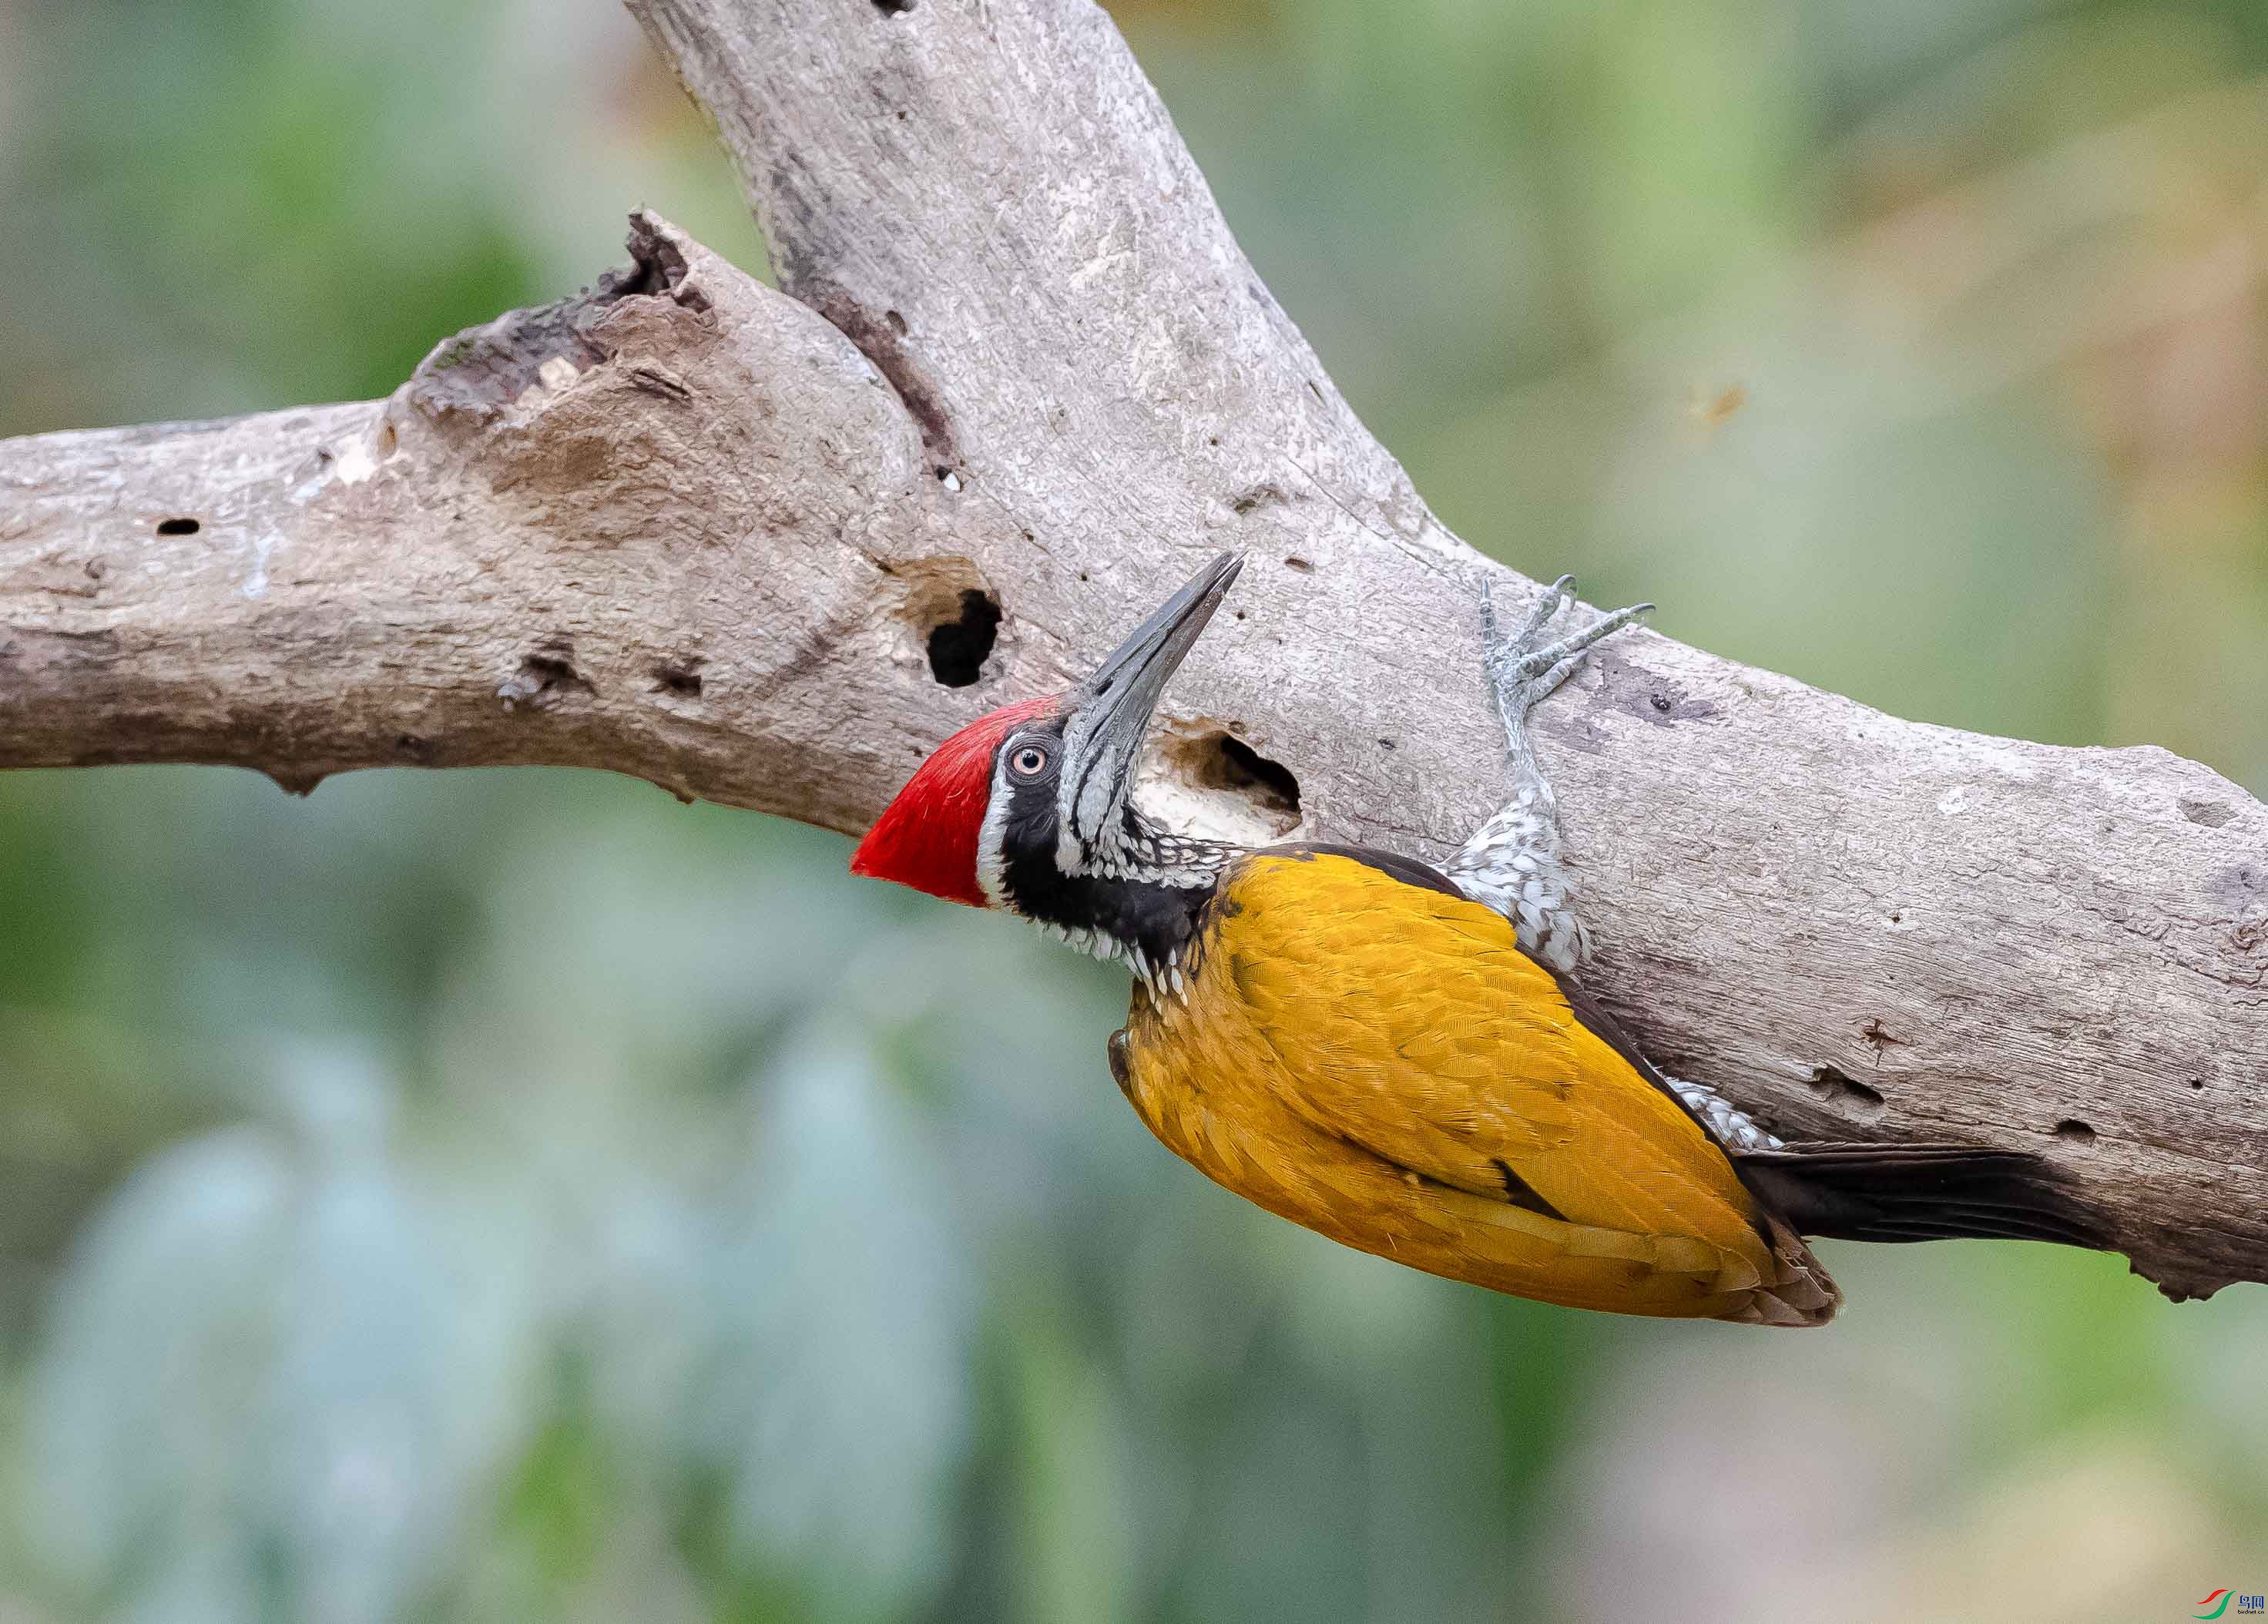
[1731,1143,2113,1250]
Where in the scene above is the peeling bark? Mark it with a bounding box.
[2,1,2264,1299]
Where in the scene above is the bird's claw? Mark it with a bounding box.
[1481,573,1652,719]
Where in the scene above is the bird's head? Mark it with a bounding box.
[851,553,1245,945]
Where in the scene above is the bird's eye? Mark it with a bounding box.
[1009,744,1050,779]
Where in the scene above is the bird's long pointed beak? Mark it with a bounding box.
[1058,552,1245,848]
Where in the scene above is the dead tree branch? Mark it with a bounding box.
[2,0,2263,1298]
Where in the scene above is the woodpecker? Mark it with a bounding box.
[851,555,2109,1324]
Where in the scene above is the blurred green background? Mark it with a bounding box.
[2,0,2265,1619]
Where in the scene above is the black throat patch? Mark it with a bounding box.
[999,842,1216,966]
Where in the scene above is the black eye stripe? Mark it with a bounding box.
[1067,733,1106,834]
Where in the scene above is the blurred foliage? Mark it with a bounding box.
[2,0,2265,1621]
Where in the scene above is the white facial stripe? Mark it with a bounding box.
[974,746,1015,908]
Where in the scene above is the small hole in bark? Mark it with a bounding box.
[874,0,915,13]
[1650,693,1673,713]
[653,662,705,698]
[926,589,1001,687]
[885,309,908,335]
[1283,556,1313,573]
[2055,1119,2097,1144]
[1808,1065,1885,1119]
[156,517,200,536]
[1377,738,1396,750]
[2189,1078,2206,1090]
[499,649,593,710]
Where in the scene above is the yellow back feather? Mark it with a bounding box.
[1117,852,1837,1323]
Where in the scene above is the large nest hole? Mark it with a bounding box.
[1136,725,1303,847]
[1212,737,1300,814]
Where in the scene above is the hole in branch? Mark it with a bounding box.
[156,517,200,536]
[1807,1065,1886,1120]
[1140,727,1303,846]
[498,643,594,711]
[2055,1119,2097,1145]
[1213,736,1300,817]
[653,660,705,699]
[926,589,1001,687]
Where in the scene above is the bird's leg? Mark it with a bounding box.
[1446,574,1650,973]
[1448,578,1782,1149]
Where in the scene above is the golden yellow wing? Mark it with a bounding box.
[1213,851,1768,1257]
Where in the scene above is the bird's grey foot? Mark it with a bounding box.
[1448,574,1652,971]
[1478,573,1653,737]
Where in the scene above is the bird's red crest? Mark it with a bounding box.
[850,695,1059,907]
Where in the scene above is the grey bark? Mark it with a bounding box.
[2,0,2263,1300]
